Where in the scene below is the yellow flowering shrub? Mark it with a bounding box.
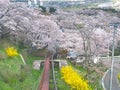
[5,47,18,57]
[118,73,120,82]
[61,66,92,90]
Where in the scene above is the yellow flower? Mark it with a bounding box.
[61,66,92,90]
[5,47,18,57]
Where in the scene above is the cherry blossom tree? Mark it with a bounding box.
[0,2,120,58]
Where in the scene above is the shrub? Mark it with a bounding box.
[39,6,56,13]
[5,47,18,57]
[39,6,46,12]
[118,73,120,82]
[57,48,68,58]
[49,7,56,13]
[17,41,26,49]
[61,66,92,90]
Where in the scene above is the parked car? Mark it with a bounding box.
[67,51,78,60]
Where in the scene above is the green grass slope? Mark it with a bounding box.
[0,43,43,90]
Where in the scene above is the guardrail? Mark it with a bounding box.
[38,57,51,90]
[100,56,120,60]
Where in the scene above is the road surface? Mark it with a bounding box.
[103,58,120,90]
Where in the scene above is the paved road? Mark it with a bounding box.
[103,59,120,90]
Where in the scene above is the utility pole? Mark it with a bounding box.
[109,22,120,90]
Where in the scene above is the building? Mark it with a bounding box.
[28,0,39,7]
[9,0,28,2]
[9,0,40,7]
[39,0,85,7]
[9,0,86,8]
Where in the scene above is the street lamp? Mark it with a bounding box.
[109,22,120,90]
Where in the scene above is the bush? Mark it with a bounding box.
[39,6,46,12]
[5,47,19,57]
[109,47,120,56]
[101,8,117,13]
[61,66,92,90]
[39,6,56,13]
[57,49,68,58]
[118,73,120,82]
[17,41,26,49]
[49,7,56,13]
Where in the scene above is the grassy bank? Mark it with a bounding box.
[0,41,44,90]
[49,62,70,90]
